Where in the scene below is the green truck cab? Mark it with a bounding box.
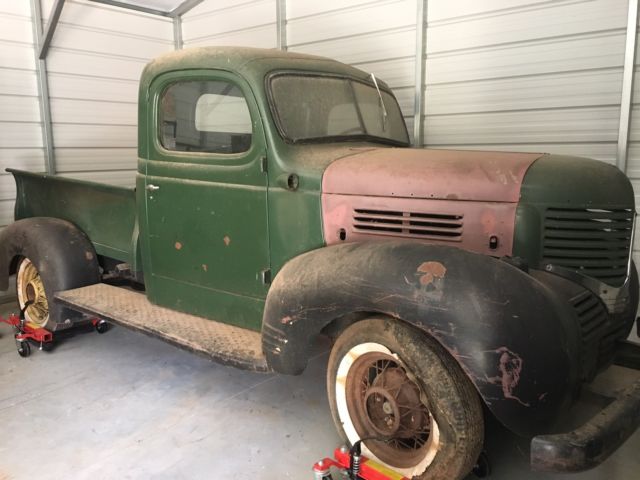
[2,47,640,479]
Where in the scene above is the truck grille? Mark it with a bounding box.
[543,207,634,286]
[570,290,608,380]
[352,208,463,241]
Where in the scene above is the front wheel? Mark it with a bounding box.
[327,317,484,480]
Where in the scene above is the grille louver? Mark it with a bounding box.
[570,290,610,381]
[353,208,463,241]
[543,208,634,286]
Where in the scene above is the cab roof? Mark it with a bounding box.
[139,46,382,90]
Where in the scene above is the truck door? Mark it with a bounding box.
[141,70,269,330]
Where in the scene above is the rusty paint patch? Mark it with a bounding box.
[486,347,529,407]
[85,251,94,261]
[202,264,208,272]
[175,241,182,250]
[417,261,447,286]
[280,315,293,324]
[223,235,231,246]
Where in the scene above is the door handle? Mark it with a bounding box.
[146,184,160,192]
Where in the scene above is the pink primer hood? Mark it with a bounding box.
[322,148,544,202]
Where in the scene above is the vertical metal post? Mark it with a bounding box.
[276,0,287,51]
[173,16,183,50]
[30,0,56,174]
[413,0,427,147]
[617,0,639,173]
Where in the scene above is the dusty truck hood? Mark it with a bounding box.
[322,147,543,202]
[321,147,544,257]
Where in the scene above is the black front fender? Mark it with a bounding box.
[262,241,580,437]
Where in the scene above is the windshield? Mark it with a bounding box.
[269,74,409,145]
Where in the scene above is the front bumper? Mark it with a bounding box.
[530,339,640,473]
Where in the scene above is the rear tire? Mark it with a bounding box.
[327,317,484,480]
[9,218,100,331]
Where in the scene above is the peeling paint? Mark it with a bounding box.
[486,347,530,407]
[202,264,208,272]
[417,261,447,286]
[174,241,183,250]
[223,235,231,246]
[85,251,94,261]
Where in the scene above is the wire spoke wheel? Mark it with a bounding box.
[17,258,50,327]
[347,351,433,467]
[328,318,484,480]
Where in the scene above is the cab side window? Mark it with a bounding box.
[159,80,252,154]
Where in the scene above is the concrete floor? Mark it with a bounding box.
[1,300,639,480]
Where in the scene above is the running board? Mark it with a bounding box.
[55,283,270,373]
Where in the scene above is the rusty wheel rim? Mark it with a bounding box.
[17,258,49,327]
[345,351,433,468]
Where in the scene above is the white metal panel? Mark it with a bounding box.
[427,0,627,54]
[0,12,33,43]
[423,0,627,171]
[183,0,275,42]
[0,41,36,70]
[0,95,41,123]
[42,0,173,179]
[426,32,625,85]
[0,149,46,172]
[291,27,416,65]
[425,107,621,146]
[287,0,415,47]
[55,148,137,172]
[53,125,137,148]
[0,123,43,149]
[0,69,39,97]
[425,70,624,115]
[186,24,277,49]
[48,74,138,102]
[50,99,137,126]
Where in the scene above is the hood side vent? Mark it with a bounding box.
[353,208,463,241]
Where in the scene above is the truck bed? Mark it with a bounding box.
[8,169,138,267]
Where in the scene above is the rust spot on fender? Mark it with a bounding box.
[223,235,231,246]
[281,315,293,324]
[417,261,447,286]
[175,241,182,250]
[85,251,94,261]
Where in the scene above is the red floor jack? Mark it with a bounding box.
[313,442,491,480]
[0,301,108,357]
[313,441,408,480]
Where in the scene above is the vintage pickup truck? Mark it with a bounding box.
[1,47,639,479]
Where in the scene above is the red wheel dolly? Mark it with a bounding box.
[312,442,408,480]
[0,301,109,357]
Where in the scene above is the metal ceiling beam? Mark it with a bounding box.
[30,0,56,174]
[413,0,427,147]
[171,0,204,17]
[88,0,171,17]
[617,0,639,174]
[88,0,203,18]
[39,0,66,60]
[276,0,287,51]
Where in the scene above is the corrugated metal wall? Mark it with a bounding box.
[424,0,627,163]
[41,0,174,187]
[0,1,43,300]
[1,0,639,301]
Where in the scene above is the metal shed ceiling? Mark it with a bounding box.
[88,0,203,17]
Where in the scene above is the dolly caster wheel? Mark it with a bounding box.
[16,339,31,358]
[94,320,108,334]
[41,341,54,352]
[473,451,491,478]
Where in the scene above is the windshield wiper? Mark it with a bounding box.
[370,73,388,132]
